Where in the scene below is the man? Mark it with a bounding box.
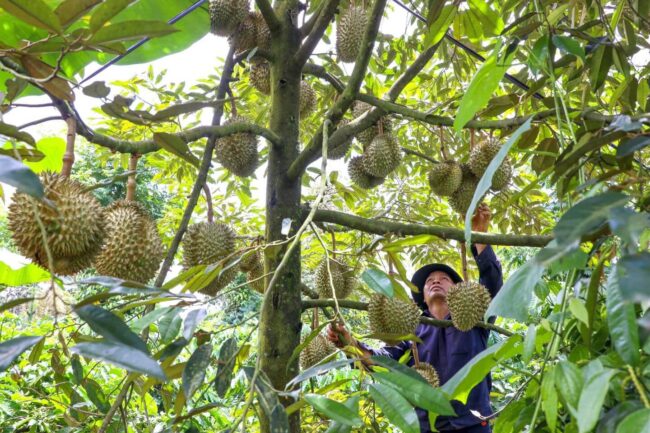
[327,204,502,433]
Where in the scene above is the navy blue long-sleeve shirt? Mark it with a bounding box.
[361,245,503,432]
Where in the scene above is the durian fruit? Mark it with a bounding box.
[215,115,259,177]
[468,141,512,191]
[209,0,249,37]
[299,81,317,118]
[362,133,402,178]
[182,222,238,296]
[94,201,163,283]
[352,101,392,146]
[315,258,355,300]
[446,281,491,332]
[35,284,73,318]
[327,120,353,160]
[448,170,480,216]
[413,363,440,387]
[240,249,261,272]
[229,12,258,54]
[253,11,271,50]
[336,5,368,63]
[8,172,105,275]
[490,160,512,191]
[250,60,271,95]
[247,261,266,294]
[299,334,336,370]
[428,161,463,197]
[367,294,421,345]
[348,156,384,189]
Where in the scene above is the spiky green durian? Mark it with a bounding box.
[250,60,271,95]
[247,261,266,294]
[468,141,500,177]
[299,81,317,118]
[299,334,336,370]
[8,172,105,275]
[362,133,401,178]
[428,161,463,197]
[352,101,392,146]
[413,363,440,387]
[368,294,421,345]
[240,249,262,272]
[215,115,259,177]
[336,5,368,62]
[94,201,163,283]
[315,258,355,300]
[490,160,512,191]
[253,11,271,50]
[182,222,238,296]
[229,12,258,53]
[209,0,249,37]
[448,172,480,215]
[348,156,384,189]
[446,281,491,331]
[327,120,353,160]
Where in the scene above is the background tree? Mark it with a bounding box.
[0,0,649,432]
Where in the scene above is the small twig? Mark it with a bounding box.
[17,116,62,130]
[203,184,214,224]
[628,365,650,408]
[61,117,76,178]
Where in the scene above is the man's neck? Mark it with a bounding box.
[428,300,449,320]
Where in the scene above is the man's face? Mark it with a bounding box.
[423,270,455,304]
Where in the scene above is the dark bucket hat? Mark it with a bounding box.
[410,263,463,311]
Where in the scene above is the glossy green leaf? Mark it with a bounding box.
[0,155,43,198]
[287,359,357,389]
[71,341,166,380]
[0,336,43,371]
[0,122,36,146]
[75,305,149,354]
[89,20,178,44]
[71,355,84,384]
[325,396,359,433]
[617,135,650,158]
[369,383,419,433]
[215,337,238,398]
[608,208,649,250]
[606,270,640,366]
[617,253,650,302]
[304,394,363,427]
[0,259,50,287]
[597,401,643,433]
[569,298,589,326]
[616,409,650,433]
[541,369,558,433]
[552,35,585,60]
[83,378,110,413]
[153,132,200,167]
[577,369,616,433]
[82,81,111,98]
[128,307,172,334]
[529,35,549,74]
[423,4,457,48]
[25,137,65,174]
[454,43,515,131]
[361,267,394,297]
[0,0,62,33]
[554,361,583,416]
[553,192,629,246]
[522,324,536,364]
[182,308,207,341]
[54,0,102,28]
[486,260,543,321]
[158,308,182,344]
[182,344,212,402]
[89,0,137,32]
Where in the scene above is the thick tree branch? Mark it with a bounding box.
[296,0,341,65]
[300,1,327,37]
[302,299,513,336]
[306,207,554,247]
[255,0,281,33]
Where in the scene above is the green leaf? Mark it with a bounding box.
[617,135,650,158]
[0,336,43,371]
[75,305,149,354]
[215,337,238,398]
[89,0,137,32]
[54,0,102,28]
[589,45,613,91]
[577,369,616,433]
[82,378,110,413]
[361,267,394,297]
[606,269,640,366]
[0,297,34,314]
[71,341,166,380]
[89,20,178,44]
[454,43,515,131]
[529,35,549,74]
[153,132,200,167]
[368,383,419,433]
[552,35,585,60]
[553,192,629,246]
[0,156,43,198]
[608,208,649,250]
[617,253,650,302]
[182,308,207,341]
[569,298,589,326]
[441,335,522,403]
[158,308,182,344]
[554,361,583,416]
[464,118,532,244]
[71,355,84,384]
[182,344,212,402]
[423,4,457,48]
[616,409,650,433]
[82,81,111,98]
[243,367,290,431]
[325,396,359,433]
[522,324,537,364]
[0,0,62,33]
[541,369,558,433]
[486,260,543,321]
[25,137,66,174]
[287,359,356,389]
[304,394,363,427]
[0,122,36,145]
[598,402,643,433]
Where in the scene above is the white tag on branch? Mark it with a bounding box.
[281,218,292,236]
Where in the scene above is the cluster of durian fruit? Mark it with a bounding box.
[8,172,163,283]
[428,141,512,215]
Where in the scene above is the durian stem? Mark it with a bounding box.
[411,342,420,367]
[460,242,469,281]
[203,184,214,223]
[61,116,76,178]
[312,307,319,329]
[126,154,139,201]
[438,126,449,161]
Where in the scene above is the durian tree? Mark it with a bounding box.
[1,0,650,432]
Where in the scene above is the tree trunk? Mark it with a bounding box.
[259,3,303,432]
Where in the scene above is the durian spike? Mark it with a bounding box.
[61,117,76,178]
[126,153,140,201]
[203,184,214,223]
[411,341,420,368]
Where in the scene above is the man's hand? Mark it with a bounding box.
[471,203,491,254]
[327,322,353,348]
